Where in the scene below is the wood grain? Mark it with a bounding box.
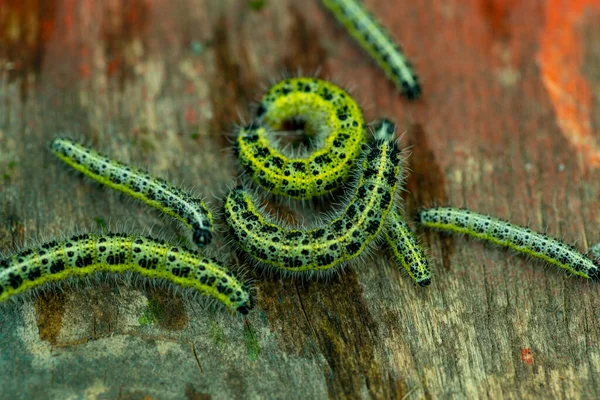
[1,0,600,398]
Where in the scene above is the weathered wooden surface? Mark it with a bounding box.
[1,0,600,398]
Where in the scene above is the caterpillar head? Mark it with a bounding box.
[418,277,431,287]
[235,297,254,315]
[193,228,213,247]
[234,283,255,315]
[372,118,397,141]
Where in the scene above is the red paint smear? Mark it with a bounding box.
[520,348,534,365]
[126,0,150,27]
[537,0,600,168]
[40,19,54,42]
[106,58,121,77]
[185,105,198,125]
[62,0,75,33]
[185,82,196,95]
[79,63,91,79]
[479,0,519,40]
[0,0,57,78]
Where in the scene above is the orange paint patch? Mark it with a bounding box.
[520,348,534,365]
[537,0,600,168]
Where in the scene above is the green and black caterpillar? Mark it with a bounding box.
[51,138,214,247]
[0,233,253,314]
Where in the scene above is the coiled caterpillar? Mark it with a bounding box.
[384,210,431,286]
[233,78,366,199]
[0,233,253,314]
[320,0,421,99]
[225,120,401,273]
[418,207,600,281]
[51,138,214,247]
[231,79,430,283]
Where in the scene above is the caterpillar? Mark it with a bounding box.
[224,119,401,273]
[233,77,366,199]
[51,138,214,247]
[0,233,253,314]
[417,207,600,281]
[320,0,421,99]
[384,210,431,286]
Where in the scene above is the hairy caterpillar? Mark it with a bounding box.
[51,138,214,247]
[224,119,401,273]
[0,233,253,314]
[417,207,600,281]
[320,0,421,99]
[233,78,366,199]
[384,210,431,286]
